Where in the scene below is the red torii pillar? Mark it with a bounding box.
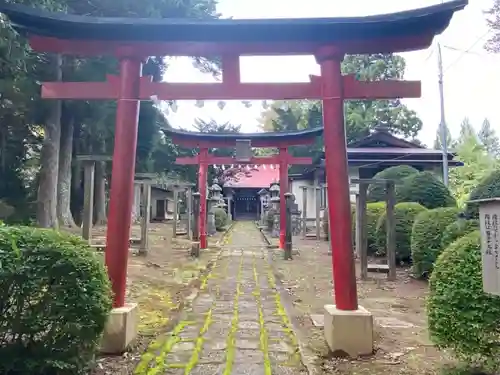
[176,152,313,250]
[316,47,358,311]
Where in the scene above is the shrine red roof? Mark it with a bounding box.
[0,1,467,55]
[225,167,279,189]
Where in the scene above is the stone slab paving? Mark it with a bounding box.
[134,222,307,375]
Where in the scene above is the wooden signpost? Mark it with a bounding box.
[471,198,500,296]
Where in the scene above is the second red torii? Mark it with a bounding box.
[166,127,321,251]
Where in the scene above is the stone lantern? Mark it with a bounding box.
[269,181,280,211]
[207,179,221,235]
[269,181,280,237]
[225,188,234,221]
[258,188,269,226]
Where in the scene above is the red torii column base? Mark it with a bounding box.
[317,46,374,358]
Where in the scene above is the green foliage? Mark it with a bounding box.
[450,127,496,208]
[258,54,423,164]
[367,166,419,202]
[375,202,427,262]
[362,202,387,255]
[213,207,228,231]
[396,171,456,209]
[0,226,112,375]
[324,204,356,242]
[441,219,480,250]
[466,169,500,218]
[427,231,500,371]
[478,118,500,157]
[411,207,461,278]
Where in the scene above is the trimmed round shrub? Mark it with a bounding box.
[396,171,456,209]
[411,206,461,278]
[367,165,419,202]
[441,218,480,250]
[466,169,500,218]
[375,202,427,262]
[354,202,387,255]
[427,231,500,371]
[214,207,228,231]
[0,226,112,375]
[323,204,356,242]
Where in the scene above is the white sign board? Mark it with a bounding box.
[477,199,500,295]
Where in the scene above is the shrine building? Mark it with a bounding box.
[222,126,463,220]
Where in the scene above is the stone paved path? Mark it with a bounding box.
[134,221,307,375]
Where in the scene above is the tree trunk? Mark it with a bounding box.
[57,109,76,227]
[94,140,107,225]
[37,54,62,229]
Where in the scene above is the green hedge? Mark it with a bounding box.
[396,171,456,209]
[323,204,356,242]
[0,226,112,375]
[357,202,387,255]
[466,169,500,218]
[213,207,228,231]
[427,231,500,371]
[375,202,427,262]
[411,207,461,278]
[441,219,479,250]
[367,165,419,202]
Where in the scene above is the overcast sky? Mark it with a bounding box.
[164,0,499,147]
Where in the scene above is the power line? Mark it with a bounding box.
[443,31,491,73]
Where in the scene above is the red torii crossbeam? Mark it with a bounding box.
[41,71,421,101]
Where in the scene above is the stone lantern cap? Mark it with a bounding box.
[258,188,269,196]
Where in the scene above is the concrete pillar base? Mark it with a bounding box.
[324,304,373,357]
[100,303,138,354]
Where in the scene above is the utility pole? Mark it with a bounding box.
[437,42,449,187]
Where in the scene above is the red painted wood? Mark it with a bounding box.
[104,58,142,308]
[175,155,312,165]
[170,136,317,148]
[41,76,420,101]
[279,147,288,250]
[319,50,358,311]
[29,34,433,57]
[141,81,320,100]
[222,55,241,85]
[198,149,208,250]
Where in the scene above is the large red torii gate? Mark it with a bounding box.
[0,0,466,355]
[165,127,323,250]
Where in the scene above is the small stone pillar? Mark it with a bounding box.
[82,160,95,243]
[139,182,152,255]
[300,186,308,239]
[75,155,112,243]
[191,192,201,257]
[284,192,294,260]
[225,188,234,222]
[131,183,141,223]
[207,180,221,235]
[269,181,280,238]
[186,187,193,240]
[315,186,322,240]
[258,188,269,226]
[172,187,180,238]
